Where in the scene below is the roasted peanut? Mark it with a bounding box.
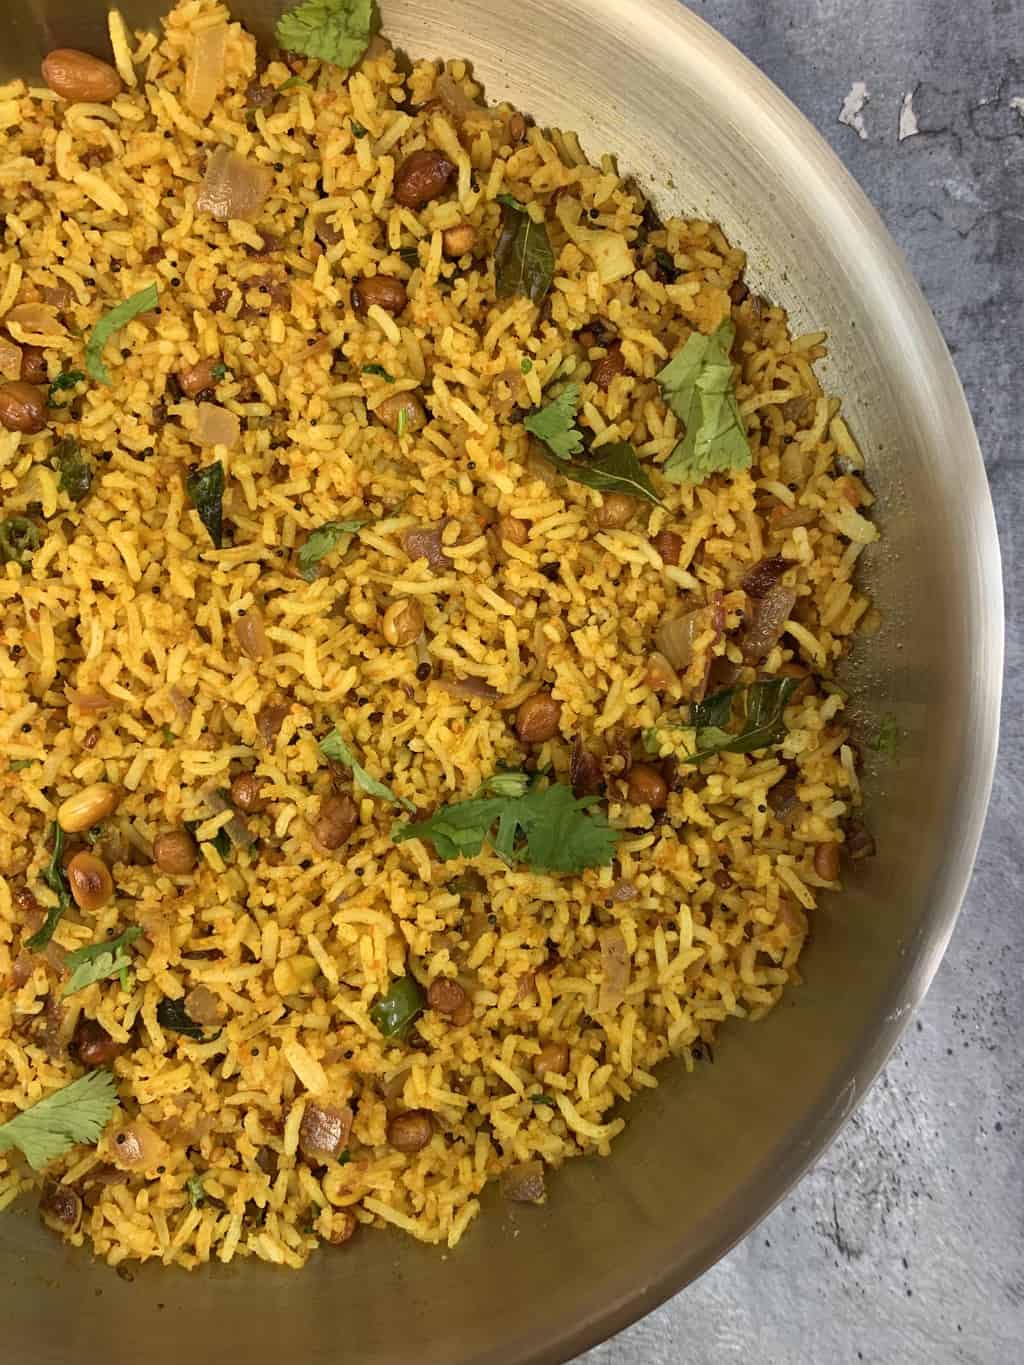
[515,692,561,744]
[497,515,528,547]
[590,345,626,391]
[178,356,221,398]
[66,851,114,912]
[387,1110,434,1153]
[152,830,198,875]
[315,793,358,850]
[41,49,123,104]
[594,492,637,530]
[374,390,426,435]
[72,1017,126,1068]
[427,977,467,1015]
[352,275,408,316]
[229,771,267,814]
[652,530,683,565]
[627,764,668,810]
[0,381,47,434]
[382,598,424,647]
[57,781,119,833]
[393,149,456,208]
[441,223,477,257]
[533,1040,570,1077]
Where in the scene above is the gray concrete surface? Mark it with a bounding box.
[583,2,1024,1362]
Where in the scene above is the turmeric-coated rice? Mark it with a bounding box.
[0,0,880,1270]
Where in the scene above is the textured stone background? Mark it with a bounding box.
[583,2,1023,1362]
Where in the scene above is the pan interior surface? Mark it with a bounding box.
[0,2,1001,1363]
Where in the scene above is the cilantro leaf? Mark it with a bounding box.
[298,519,368,581]
[210,361,229,381]
[85,283,159,386]
[319,728,415,811]
[524,385,584,459]
[62,926,142,998]
[494,198,554,305]
[26,822,72,952]
[10,759,37,771]
[278,76,311,92]
[351,119,368,138]
[275,0,376,67]
[48,369,85,406]
[524,387,660,506]
[657,321,750,483]
[393,777,617,874]
[187,1173,206,1207]
[185,461,224,549]
[528,1093,557,1107]
[0,1070,118,1171]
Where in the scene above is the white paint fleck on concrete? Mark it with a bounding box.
[1011,96,1024,120]
[839,81,870,140]
[898,90,920,141]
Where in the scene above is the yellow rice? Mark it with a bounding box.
[0,0,879,1269]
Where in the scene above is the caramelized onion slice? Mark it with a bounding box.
[197,146,273,222]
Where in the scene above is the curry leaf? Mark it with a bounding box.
[85,283,159,386]
[494,199,555,305]
[657,321,750,483]
[361,363,394,382]
[53,438,92,503]
[185,461,224,549]
[559,442,660,505]
[524,388,660,505]
[319,728,415,811]
[157,997,220,1042]
[299,519,369,581]
[275,0,376,67]
[26,823,72,952]
[278,76,311,92]
[646,679,800,763]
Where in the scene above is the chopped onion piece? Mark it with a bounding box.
[185,21,227,120]
[655,609,702,670]
[438,676,499,702]
[741,585,796,663]
[111,1120,169,1171]
[194,401,240,450]
[197,146,273,223]
[501,1159,546,1204]
[66,687,111,713]
[598,926,630,1013]
[234,609,272,660]
[184,985,221,1026]
[6,302,66,340]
